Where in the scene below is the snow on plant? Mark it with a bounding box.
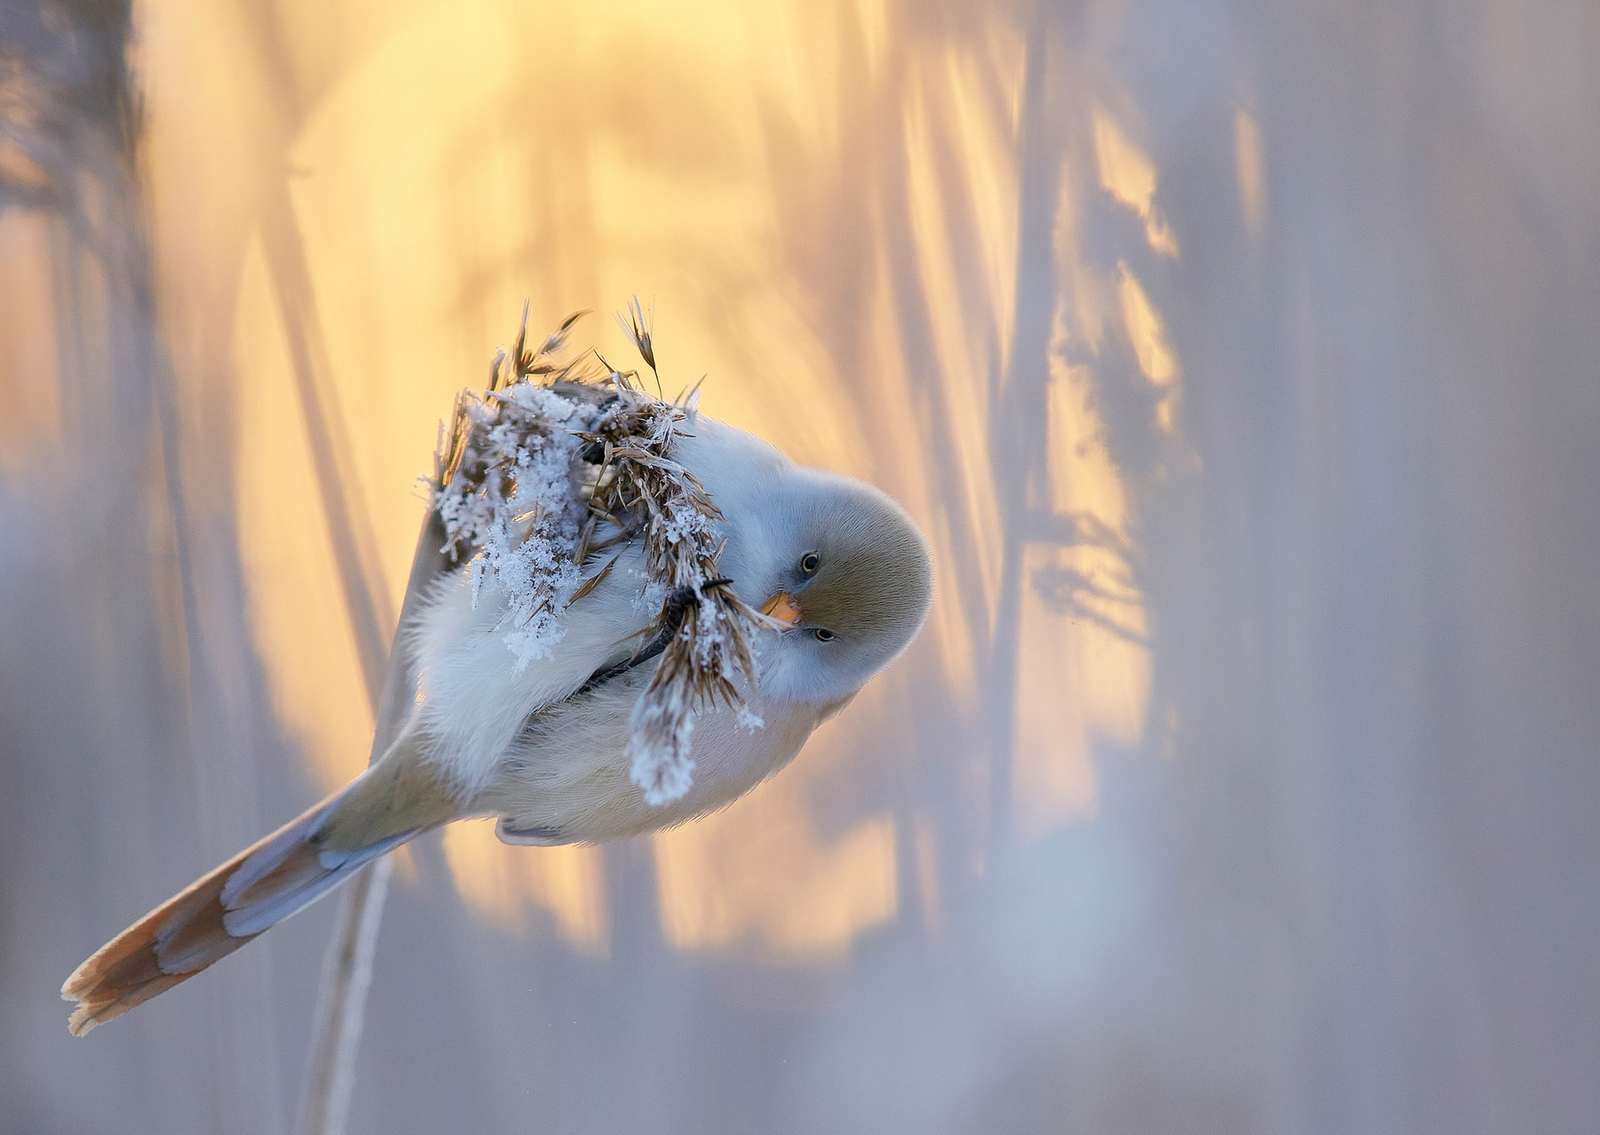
[431,303,769,805]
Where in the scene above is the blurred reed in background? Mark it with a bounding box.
[3,1,1598,1132]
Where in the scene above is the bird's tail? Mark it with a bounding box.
[62,739,460,1036]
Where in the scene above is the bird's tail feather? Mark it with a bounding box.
[62,743,459,1035]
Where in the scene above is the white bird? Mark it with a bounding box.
[62,414,933,1034]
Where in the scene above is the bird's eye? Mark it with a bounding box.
[813,628,836,642]
[799,551,821,575]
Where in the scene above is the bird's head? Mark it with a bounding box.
[740,469,933,706]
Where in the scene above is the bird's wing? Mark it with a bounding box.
[405,538,654,795]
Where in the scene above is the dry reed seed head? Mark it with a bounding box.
[431,305,766,804]
[620,296,658,375]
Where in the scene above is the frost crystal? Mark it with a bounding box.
[628,696,696,806]
[434,384,596,671]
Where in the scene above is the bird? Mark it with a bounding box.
[61,413,933,1035]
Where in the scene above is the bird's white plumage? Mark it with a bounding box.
[405,541,652,797]
[476,663,829,842]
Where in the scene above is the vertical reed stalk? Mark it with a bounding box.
[298,512,448,1135]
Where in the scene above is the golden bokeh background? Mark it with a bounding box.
[5,1,1599,1131]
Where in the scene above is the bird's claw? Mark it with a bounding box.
[661,578,735,632]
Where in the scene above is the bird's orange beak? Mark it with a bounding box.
[760,591,803,626]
